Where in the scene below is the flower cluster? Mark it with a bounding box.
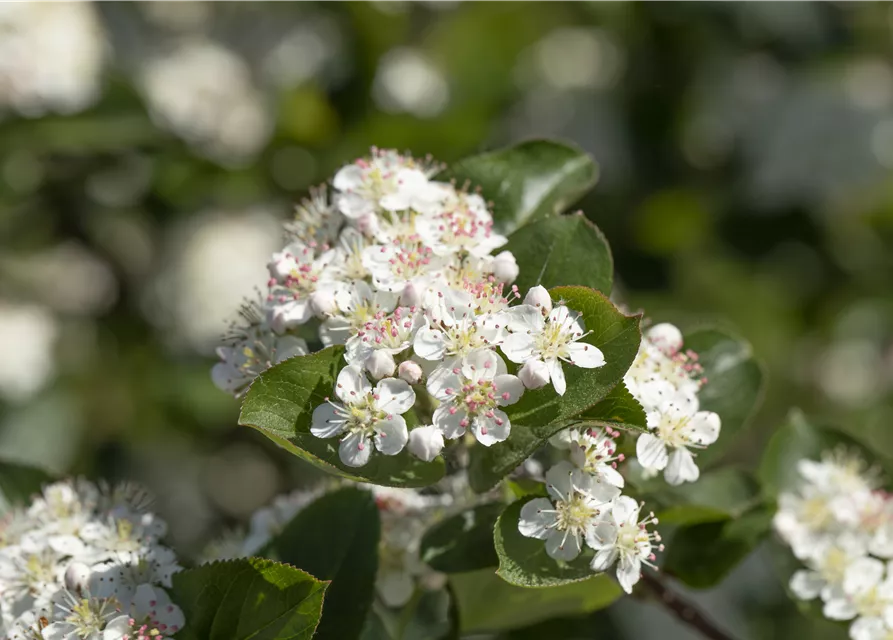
[775,449,893,640]
[0,480,185,640]
[203,482,460,609]
[212,148,608,468]
[626,323,720,486]
[518,428,662,594]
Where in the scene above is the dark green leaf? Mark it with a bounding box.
[442,139,599,233]
[575,381,648,433]
[662,505,774,589]
[171,557,328,640]
[266,487,381,640]
[450,569,621,633]
[420,503,503,573]
[502,212,613,295]
[470,290,641,493]
[683,327,765,469]
[494,498,594,587]
[239,347,445,488]
[0,459,54,506]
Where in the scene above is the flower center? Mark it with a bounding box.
[800,497,833,530]
[534,322,575,361]
[854,586,888,618]
[443,322,489,358]
[655,413,696,449]
[66,598,110,636]
[340,395,386,438]
[555,493,598,534]
[357,310,413,350]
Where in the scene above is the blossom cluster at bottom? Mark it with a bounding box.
[775,449,893,640]
[0,480,185,640]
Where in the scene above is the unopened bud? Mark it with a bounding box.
[65,562,91,593]
[356,212,379,236]
[646,323,683,353]
[366,350,396,379]
[398,360,423,385]
[523,285,552,315]
[491,250,519,284]
[407,426,445,462]
[518,359,550,390]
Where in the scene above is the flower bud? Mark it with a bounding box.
[400,281,422,307]
[398,360,423,385]
[523,285,552,315]
[407,426,444,462]
[647,323,683,353]
[267,251,296,283]
[310,288,339,317]
[356,212,380,236]
[366,350,396,379]
[64,562,91,594]
[518,359,550,390]
[490,250,519,284]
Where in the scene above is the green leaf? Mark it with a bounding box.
[443,139,599,233]
[683,327,765,469]
[502,212,613,295]
[653,467,763,526]
[171,557,328,640]
[266,487,381,640]
[450,569,621,633]
[239,347,445,488]
[361,590,459,640]
[0,459,54,507]
[494,498,594,587]
[661,505,774,589]
[469,288,641,492]
[420,503,503,573]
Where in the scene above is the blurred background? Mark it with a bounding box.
[1,2,892,638]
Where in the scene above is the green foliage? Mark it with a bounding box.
[170,557,328,640]
[0,459,53,507]
[265,487,381,640]
[362,590,459,640]
[494,498,594,587]
[502,212,613,295]
[654,467,763,526]
[469,287,642,492]
[239,347,445,488]
[683,327,766,468]
[442,140,599,234]
[450,569,622,633]
[420,503,503,573]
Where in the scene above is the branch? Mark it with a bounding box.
[640,573,737,640]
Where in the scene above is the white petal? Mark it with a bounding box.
[310,403,345,438]
[545,461,577,501]
[565,342,606,369]
[599,464,626,489]
[433,403,467,440]
[461,349,500,381]
[374,417,409,455]
[789,570,824,600]
[275,336,309,362]
[211,362,245,394]
[664,448,700,485]
[586,517,618,549]
[850,617,887,640]
[822,596,857,621]
[339,432,373,467]
[407,426,444,462]
[588,477,622,503]
[636,433,669,471]
[505,304,546,333]
[333,164,364,190]
[426,358,461,399]
[590,547,619,573]
[375,378,415,415]
[271,298,313,328]
[548,358,566,395]
[611,496,641,526]
[845,557,885,595]
[471,410,511,446]
[685,411,721,446]
[500,333,537,364]
[545,529,582,561]
[494,374,525,406]
[616,556,642,594]
[413,327,446,361]
[518,498,557,540]
[335,365,372,404]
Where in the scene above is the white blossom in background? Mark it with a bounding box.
[0,302,58,403]
[776,448,893,640]
[0,2,104,117]
[140,39,272,165]
[0,479,185,640]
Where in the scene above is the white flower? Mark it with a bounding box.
[89,547,181,604]
[623,323,703,410]
[587,496,662,594]
[427,349,523,446]
[850,616,893,640]
[407,426,444,462]
[116,584,185,639]
[379,168,451,216]
[265,243,339,330]
[43,593,122,640]
[211,321,308,397]
[414,190,506,256]
[490,250,519,284]
[502,303,606,395]
[319,280,400,347]
[518,359,550,389]
[635,394,720,486]
[823,557,893,624]
[311,366,414,467]
[362,239,445,293]
[789,535,867,604]
[523,285,552,315]
[344,307,424,377]
[518,462,611,561]
[565,427,626,490]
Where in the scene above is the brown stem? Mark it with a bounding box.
[640,573,737,640]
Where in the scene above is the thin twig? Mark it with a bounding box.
[640,573,737,640]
